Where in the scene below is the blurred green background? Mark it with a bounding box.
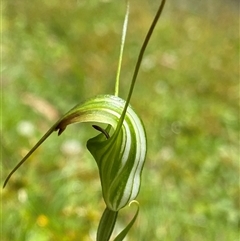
[2,0,239,240]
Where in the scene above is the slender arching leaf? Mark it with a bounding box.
[113,201,140,241]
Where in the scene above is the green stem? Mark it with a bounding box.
[97,207,118,241]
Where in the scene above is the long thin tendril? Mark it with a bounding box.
[3,126,58,188]
[115,1,130,97]
[115,0,166,133]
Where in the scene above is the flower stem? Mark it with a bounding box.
[97,207,118,241]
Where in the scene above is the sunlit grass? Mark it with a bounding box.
[2,1,239,240]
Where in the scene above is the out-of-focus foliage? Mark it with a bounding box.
[2,0,239,240]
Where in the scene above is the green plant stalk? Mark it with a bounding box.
[97,201,139,241]
[97,207,118,241]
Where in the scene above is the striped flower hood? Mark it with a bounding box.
[55,94,147,211]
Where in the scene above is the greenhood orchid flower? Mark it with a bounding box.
[4,1,166,240]
[86,95,147,211]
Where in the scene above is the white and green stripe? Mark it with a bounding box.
[4,94,146,212]
[56,94,146,211]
